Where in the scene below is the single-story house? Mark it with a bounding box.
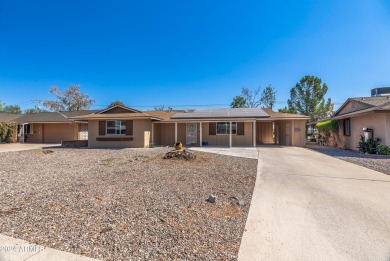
[332,95,390,150]
[71,105,310,148]
[14,110,98,143]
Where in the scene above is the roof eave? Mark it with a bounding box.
[69,116,163,121]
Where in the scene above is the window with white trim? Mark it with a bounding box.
[24,124,33,134]
[106,120,126,135]
[216,122,237,135]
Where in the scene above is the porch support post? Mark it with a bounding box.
[253,120,256,147]
[229,121,232,148]
[174,122,178,142]
[151,122,154,145]
[200,122,203,147]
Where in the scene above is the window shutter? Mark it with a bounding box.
[209,122,216,135]
[237,122,245,135]
[126,120,133,136]
[99,121,106,136]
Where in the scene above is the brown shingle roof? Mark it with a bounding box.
[15,110,98,123]
[71,112,157,120]
[376,102,390,111]
[333,96,390,119]
[262,108,311,119]
[145,110,195,121]
[350,96,390,106]
[0,113,22,122]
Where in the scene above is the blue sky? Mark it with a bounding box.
[0,0,389,111]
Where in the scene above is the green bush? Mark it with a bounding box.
[376,144,390,155]
[316,120,339,136]
[357,135,379,154]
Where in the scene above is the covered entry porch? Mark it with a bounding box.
[152,119,307,147]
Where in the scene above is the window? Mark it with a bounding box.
[343,119,350,136]
[106,120,126,135]
[23,124,33,134]
[216,122,237,135]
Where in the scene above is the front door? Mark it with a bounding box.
[186,123,197,145]
[286,123,290,145]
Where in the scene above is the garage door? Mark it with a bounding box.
[43,124,75,143]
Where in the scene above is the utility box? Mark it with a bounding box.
[363,128,373,140]
[144,131,151,147]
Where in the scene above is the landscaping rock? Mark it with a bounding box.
[207,195,216,203]
[237,200,245,206]
[0,147,257,260]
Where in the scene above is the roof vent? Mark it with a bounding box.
[371,87,390,97]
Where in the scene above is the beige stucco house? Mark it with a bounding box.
[332,96,390,150]
[71,105,310,148]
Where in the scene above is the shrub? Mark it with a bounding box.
[316,120,345,148]
[357,135,379,154]
[0,122,18,143]
[316,120,339,136]
[376,144,390,155]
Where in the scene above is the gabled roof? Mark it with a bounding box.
[0,113,22,122]
[333,96,390,119]
[70,112,161,120]
[171,108,269,119]
[350,96,390,106]
[97,105,142,114]
[14,110,97,124]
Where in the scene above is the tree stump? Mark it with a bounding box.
[163,149,196,160]
[174,142,183,151]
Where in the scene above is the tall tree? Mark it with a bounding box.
[154,105,165,111]
[43,85,95,111]
[285,76,333,120]
[24,108,49,114]
[278,106,295,113]
[230,96,246,108]
[0,100,4,111]
[2,105,22,114]
[241,87,262,108]
[108,100,125,108]
[260,85,276,109]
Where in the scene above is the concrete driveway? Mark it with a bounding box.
[189,146,258,159]
[238,146,390,261]
[0,143,60,153]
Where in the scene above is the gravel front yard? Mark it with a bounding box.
[0,148,257,260]
[306,145,390,175]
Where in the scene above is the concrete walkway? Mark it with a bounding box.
[0,143,60,153]
[189,146,258,159]
[238,146,390,261]
[0,234,99,261]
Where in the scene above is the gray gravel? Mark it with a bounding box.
[306,145,390,175]
[0,147,257,260]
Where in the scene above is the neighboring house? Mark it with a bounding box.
[332,95,390,150]
[71,105,310,148]
[0,113,21,123]
[14,110,98,143]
